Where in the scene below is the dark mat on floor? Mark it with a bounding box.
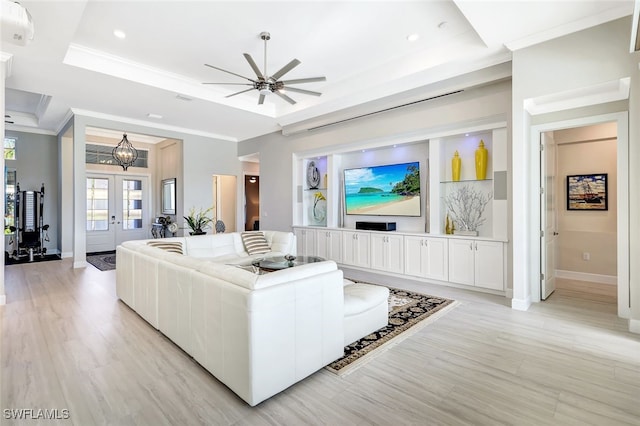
[86,251,116,271]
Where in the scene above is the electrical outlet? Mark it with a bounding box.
[582,252,590,261]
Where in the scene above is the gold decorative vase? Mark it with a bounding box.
[475,140,488,180]
[452,151,461,181]
[445,214,452,234]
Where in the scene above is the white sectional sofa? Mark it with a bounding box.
[116,230,389,406]
[116,231,345,406]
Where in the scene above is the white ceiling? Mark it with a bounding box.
[2,0,634,142]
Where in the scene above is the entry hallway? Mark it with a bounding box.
[2,259,638,425]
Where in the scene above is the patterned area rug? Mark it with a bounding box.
[86,251,116,271]
[326,285,458,377]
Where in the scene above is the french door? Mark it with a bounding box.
[86,174,149,253]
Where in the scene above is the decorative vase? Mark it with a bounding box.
[190,229,206,236]
[445,214,452,234]
[475,140,488,180]
[452,151,461,181]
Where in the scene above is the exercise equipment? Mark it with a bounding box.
[7,183,50,261]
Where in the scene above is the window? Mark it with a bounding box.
[122,179,143,230]
[85,143,148,168]
[86,178,109,231]
[4,169,16,234]
[4,137,16,160]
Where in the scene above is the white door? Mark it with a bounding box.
[425,237,448,281]
[540,132,558,300]
[86,174,149,253]
[474,240,504,291]
[404,236,426,278]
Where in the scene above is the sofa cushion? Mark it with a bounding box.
[343,283,389,317]
[185,233,239,258]
[241,232,271,255]
[147,240,183,254]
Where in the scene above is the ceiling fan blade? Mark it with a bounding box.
[283,86,322,97]
[225,88,255,98]
[202,83,253,85]
[271,59,301,81]
[204,63,255,82]
[243,53,264,80]
[258,94,266,105]
[274,90,297,105]
[281,77,326,85]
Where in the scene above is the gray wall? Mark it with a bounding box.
[5,130,59,254]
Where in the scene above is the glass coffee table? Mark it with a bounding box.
[251,255,325,272]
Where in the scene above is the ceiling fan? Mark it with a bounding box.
[203,31,326,105]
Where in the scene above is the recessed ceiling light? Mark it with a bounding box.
[147,113,162,119]
[113,29,126,39]
[406,33,419,42]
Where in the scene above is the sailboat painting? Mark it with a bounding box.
[567,174,608,211]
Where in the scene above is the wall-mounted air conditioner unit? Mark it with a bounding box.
[1,0,34,46]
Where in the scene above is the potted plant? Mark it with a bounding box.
[184,206,214,235]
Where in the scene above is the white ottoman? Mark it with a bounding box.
[343,280,389,346]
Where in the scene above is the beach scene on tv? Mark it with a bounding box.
[344,162,421,216]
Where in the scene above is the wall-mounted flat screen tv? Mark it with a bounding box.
[344,161,421,216]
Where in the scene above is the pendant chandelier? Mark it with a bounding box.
[112,132,138,171]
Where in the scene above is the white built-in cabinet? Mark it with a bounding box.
[293,227,505,294]
[342,231,370,268]
[370,233,404,274]
[404,236,448,281]
[448,238,504,290]
[316,230,342,263]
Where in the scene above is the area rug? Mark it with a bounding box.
[326,285,458,377]
[86,251,116,271]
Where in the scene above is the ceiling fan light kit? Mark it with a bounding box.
[203,31,326,105]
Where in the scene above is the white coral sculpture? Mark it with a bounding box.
[444,184,493,232]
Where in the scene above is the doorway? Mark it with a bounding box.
[212,175,237,233]
[534,113,628,319]
[86,173,149,252]
[245,175,260,231]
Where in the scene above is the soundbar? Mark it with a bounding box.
[355,221,397,231]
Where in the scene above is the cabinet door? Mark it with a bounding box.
[448,239,474,286]
[386,234,404,274]
[342,231,357,266]
[316,230,342,262]
[474,240,504,290]
[328,230,342,263]
[425,237,448,281]
[343,231,370,268]
[354,232,370,268]
[404,236,425,278]
[295,228,316,256]
[370,234,387,271]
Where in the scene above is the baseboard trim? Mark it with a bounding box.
[555,270,617,285]
[73,260,88,269]
[61,252,73,259]
[0,294,5,305]
[630,319,640,334]
[511,296,531,311]
[505,288,513,299]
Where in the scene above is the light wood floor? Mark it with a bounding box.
[2,260,639,425]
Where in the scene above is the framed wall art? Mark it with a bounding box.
[566,173,608,211]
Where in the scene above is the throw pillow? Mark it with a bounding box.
[241,231,271,255]
[147,241,183,255]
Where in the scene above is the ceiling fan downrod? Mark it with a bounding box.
[260,31,270,84]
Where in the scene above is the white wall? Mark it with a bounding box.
[555,124,617,278]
